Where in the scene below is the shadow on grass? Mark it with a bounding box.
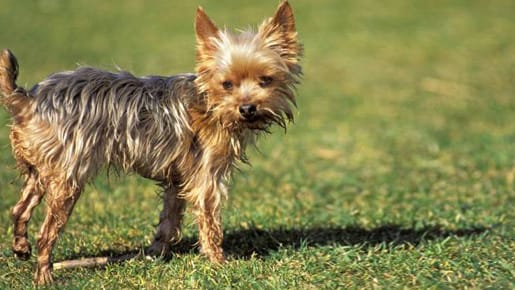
[221,225,487,259]
[61,224,487,263]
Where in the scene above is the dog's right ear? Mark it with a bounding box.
[195,7,219,55]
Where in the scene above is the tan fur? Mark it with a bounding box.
[0,1,301,285]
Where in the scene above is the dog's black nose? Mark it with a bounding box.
[239,104,257,119]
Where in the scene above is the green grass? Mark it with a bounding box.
[1,0,514,288]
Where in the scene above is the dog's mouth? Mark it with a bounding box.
[240,114,259,123]
[240,114,267,130]
[235,108,288,131]
[239,114,269,130]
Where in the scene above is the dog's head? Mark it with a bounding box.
[194,1,302,131]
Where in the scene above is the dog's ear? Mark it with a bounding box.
[195,7,219,55]
[258,1,302,73]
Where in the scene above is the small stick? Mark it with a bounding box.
[53,252,141,270]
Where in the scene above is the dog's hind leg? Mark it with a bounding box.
[3,50,42,259]
[12,169,44,260]
[148,183,186,257]
[34,178,81,285]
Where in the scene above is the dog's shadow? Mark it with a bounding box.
[80,224,487,263]
[221,224,487,259]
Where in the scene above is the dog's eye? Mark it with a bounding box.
[222,80,233,90]
[259,76,273,88]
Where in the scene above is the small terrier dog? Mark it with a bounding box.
[0,1,301,285]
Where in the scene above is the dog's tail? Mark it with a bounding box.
[0,49,30,115]
[0,49,19,95]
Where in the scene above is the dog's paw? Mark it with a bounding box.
[34,264,53,286]
[12,237,32,261]
[201,246,225,264]
[146,240,171,258]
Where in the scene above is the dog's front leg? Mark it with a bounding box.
[184,172,226,263]
[148,183,186,257]
[195,199,225,263]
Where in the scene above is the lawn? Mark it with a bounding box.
[0,0,514,289]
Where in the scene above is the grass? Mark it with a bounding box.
[0,0,514,288]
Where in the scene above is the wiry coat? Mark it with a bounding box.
[30,69,198,185]
[0,1,301,285]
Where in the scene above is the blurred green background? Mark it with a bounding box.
[0,0,514,288]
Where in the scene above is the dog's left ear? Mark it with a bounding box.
[258,1,302,74]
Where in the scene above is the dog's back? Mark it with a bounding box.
[0,50,199,184]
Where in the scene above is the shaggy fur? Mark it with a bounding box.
[0,1,301,285]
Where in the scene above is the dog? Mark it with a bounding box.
[0,1,301,285]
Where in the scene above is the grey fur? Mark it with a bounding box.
[30,68,199,184]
